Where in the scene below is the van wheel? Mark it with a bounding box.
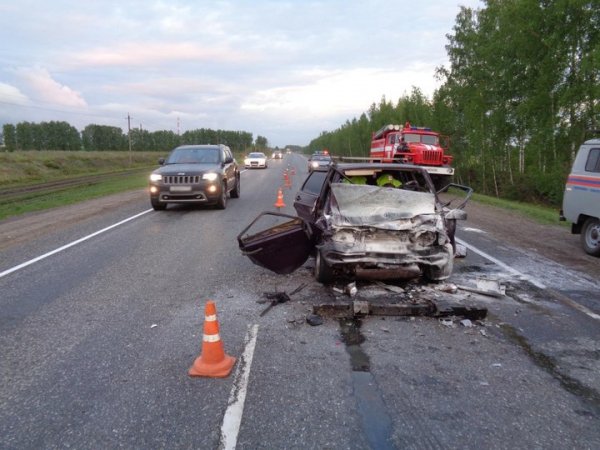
[315,249,333,284]
[581,218,600,256]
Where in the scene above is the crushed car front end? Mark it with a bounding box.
[317,183,453,281]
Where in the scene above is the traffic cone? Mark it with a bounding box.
[274,187,286,208]
[290,166,296,176]
[189,300,236,378]
[284,171,292,189]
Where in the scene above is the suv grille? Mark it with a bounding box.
[163,175,200,184]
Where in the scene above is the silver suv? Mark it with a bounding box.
[560,138,600,256]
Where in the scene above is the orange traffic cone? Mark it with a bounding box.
[189,300,236,378]
[274,187,286,208]
[284,171,292,189]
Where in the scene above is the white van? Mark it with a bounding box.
[560,138,600,256]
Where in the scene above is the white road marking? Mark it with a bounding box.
[0,209,153,279]
[456,237,600,321]
[220,324,259,450]
[462,227,487,234]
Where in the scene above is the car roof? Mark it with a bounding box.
[174,144,221,150]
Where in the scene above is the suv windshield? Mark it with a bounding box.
[166,147,220,164]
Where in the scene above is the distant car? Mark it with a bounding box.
[149,144,240,210]
[286,149,292,154]
[238,162,472,283]
[308,154,332,172]
[245,152,268,169]
[272,150,283,159]
[560,138,600,256]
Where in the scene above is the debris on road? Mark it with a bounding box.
[306,314,324,326]
[456,276,506,298]
[260,291,291,316]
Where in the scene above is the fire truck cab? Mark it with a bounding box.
[370,122,454,189]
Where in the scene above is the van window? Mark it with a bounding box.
[584,148,600,172]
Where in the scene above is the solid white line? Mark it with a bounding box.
[456,237,546,289]
[456,237,600,321]
[0,209,153,279]
[220,324,259,450]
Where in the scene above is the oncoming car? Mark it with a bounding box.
[308,153,332,172]
[238,162,472,283]
[148,144,240,210]
[245,152,268,169]
[272,150,283,159]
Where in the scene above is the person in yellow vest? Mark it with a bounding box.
[343,175,368,184]
[376,172,402,188]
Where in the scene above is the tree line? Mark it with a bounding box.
[1,121,261,154]
[309,0,599,207]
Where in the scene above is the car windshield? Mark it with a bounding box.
[329,183,436,229]
[166,147,220,164]
[312,155,331,161]
[249,153,266,158]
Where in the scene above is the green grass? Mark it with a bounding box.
[0,150,161,187]
[0,173,149,220]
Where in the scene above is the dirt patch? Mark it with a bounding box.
[463,201,599,277]
[0,189,147,252]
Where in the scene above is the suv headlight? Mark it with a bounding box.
[202,173,218,181]
[150,173,162,182]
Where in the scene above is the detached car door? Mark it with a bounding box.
[237,212,314,274]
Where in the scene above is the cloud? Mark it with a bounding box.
[16,67,87,108]
[241,66,439,119]
[68,42,255,67]
[0,83,30,105]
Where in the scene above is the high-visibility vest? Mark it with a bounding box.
[376,173,402,188]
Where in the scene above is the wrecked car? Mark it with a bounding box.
[237,162,472,283]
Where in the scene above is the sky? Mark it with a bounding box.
[0,0,481,148]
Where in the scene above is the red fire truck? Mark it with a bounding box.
[369,122,454,189]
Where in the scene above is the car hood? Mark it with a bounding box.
[154,163,221,174]
[328,184,437,230]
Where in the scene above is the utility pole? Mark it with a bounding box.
[127,113,132,166]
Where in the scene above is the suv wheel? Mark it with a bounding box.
[151,198,166,211]
[216,182,227,209]
[581,217,600,256]
[230,175,240,198]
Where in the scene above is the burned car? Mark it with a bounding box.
[238,162,472,283]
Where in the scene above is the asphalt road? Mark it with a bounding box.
[1,153,599,449]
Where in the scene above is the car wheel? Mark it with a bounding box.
[423,244,454,281]
[216,182,227,209]
[315,249,334,284]
[230,175,240,198]
[581,217,600,256]
[151,198,166,211]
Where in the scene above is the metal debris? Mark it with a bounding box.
[306,314,324,326]
[373,281,405,294]
[260,292,291,316]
